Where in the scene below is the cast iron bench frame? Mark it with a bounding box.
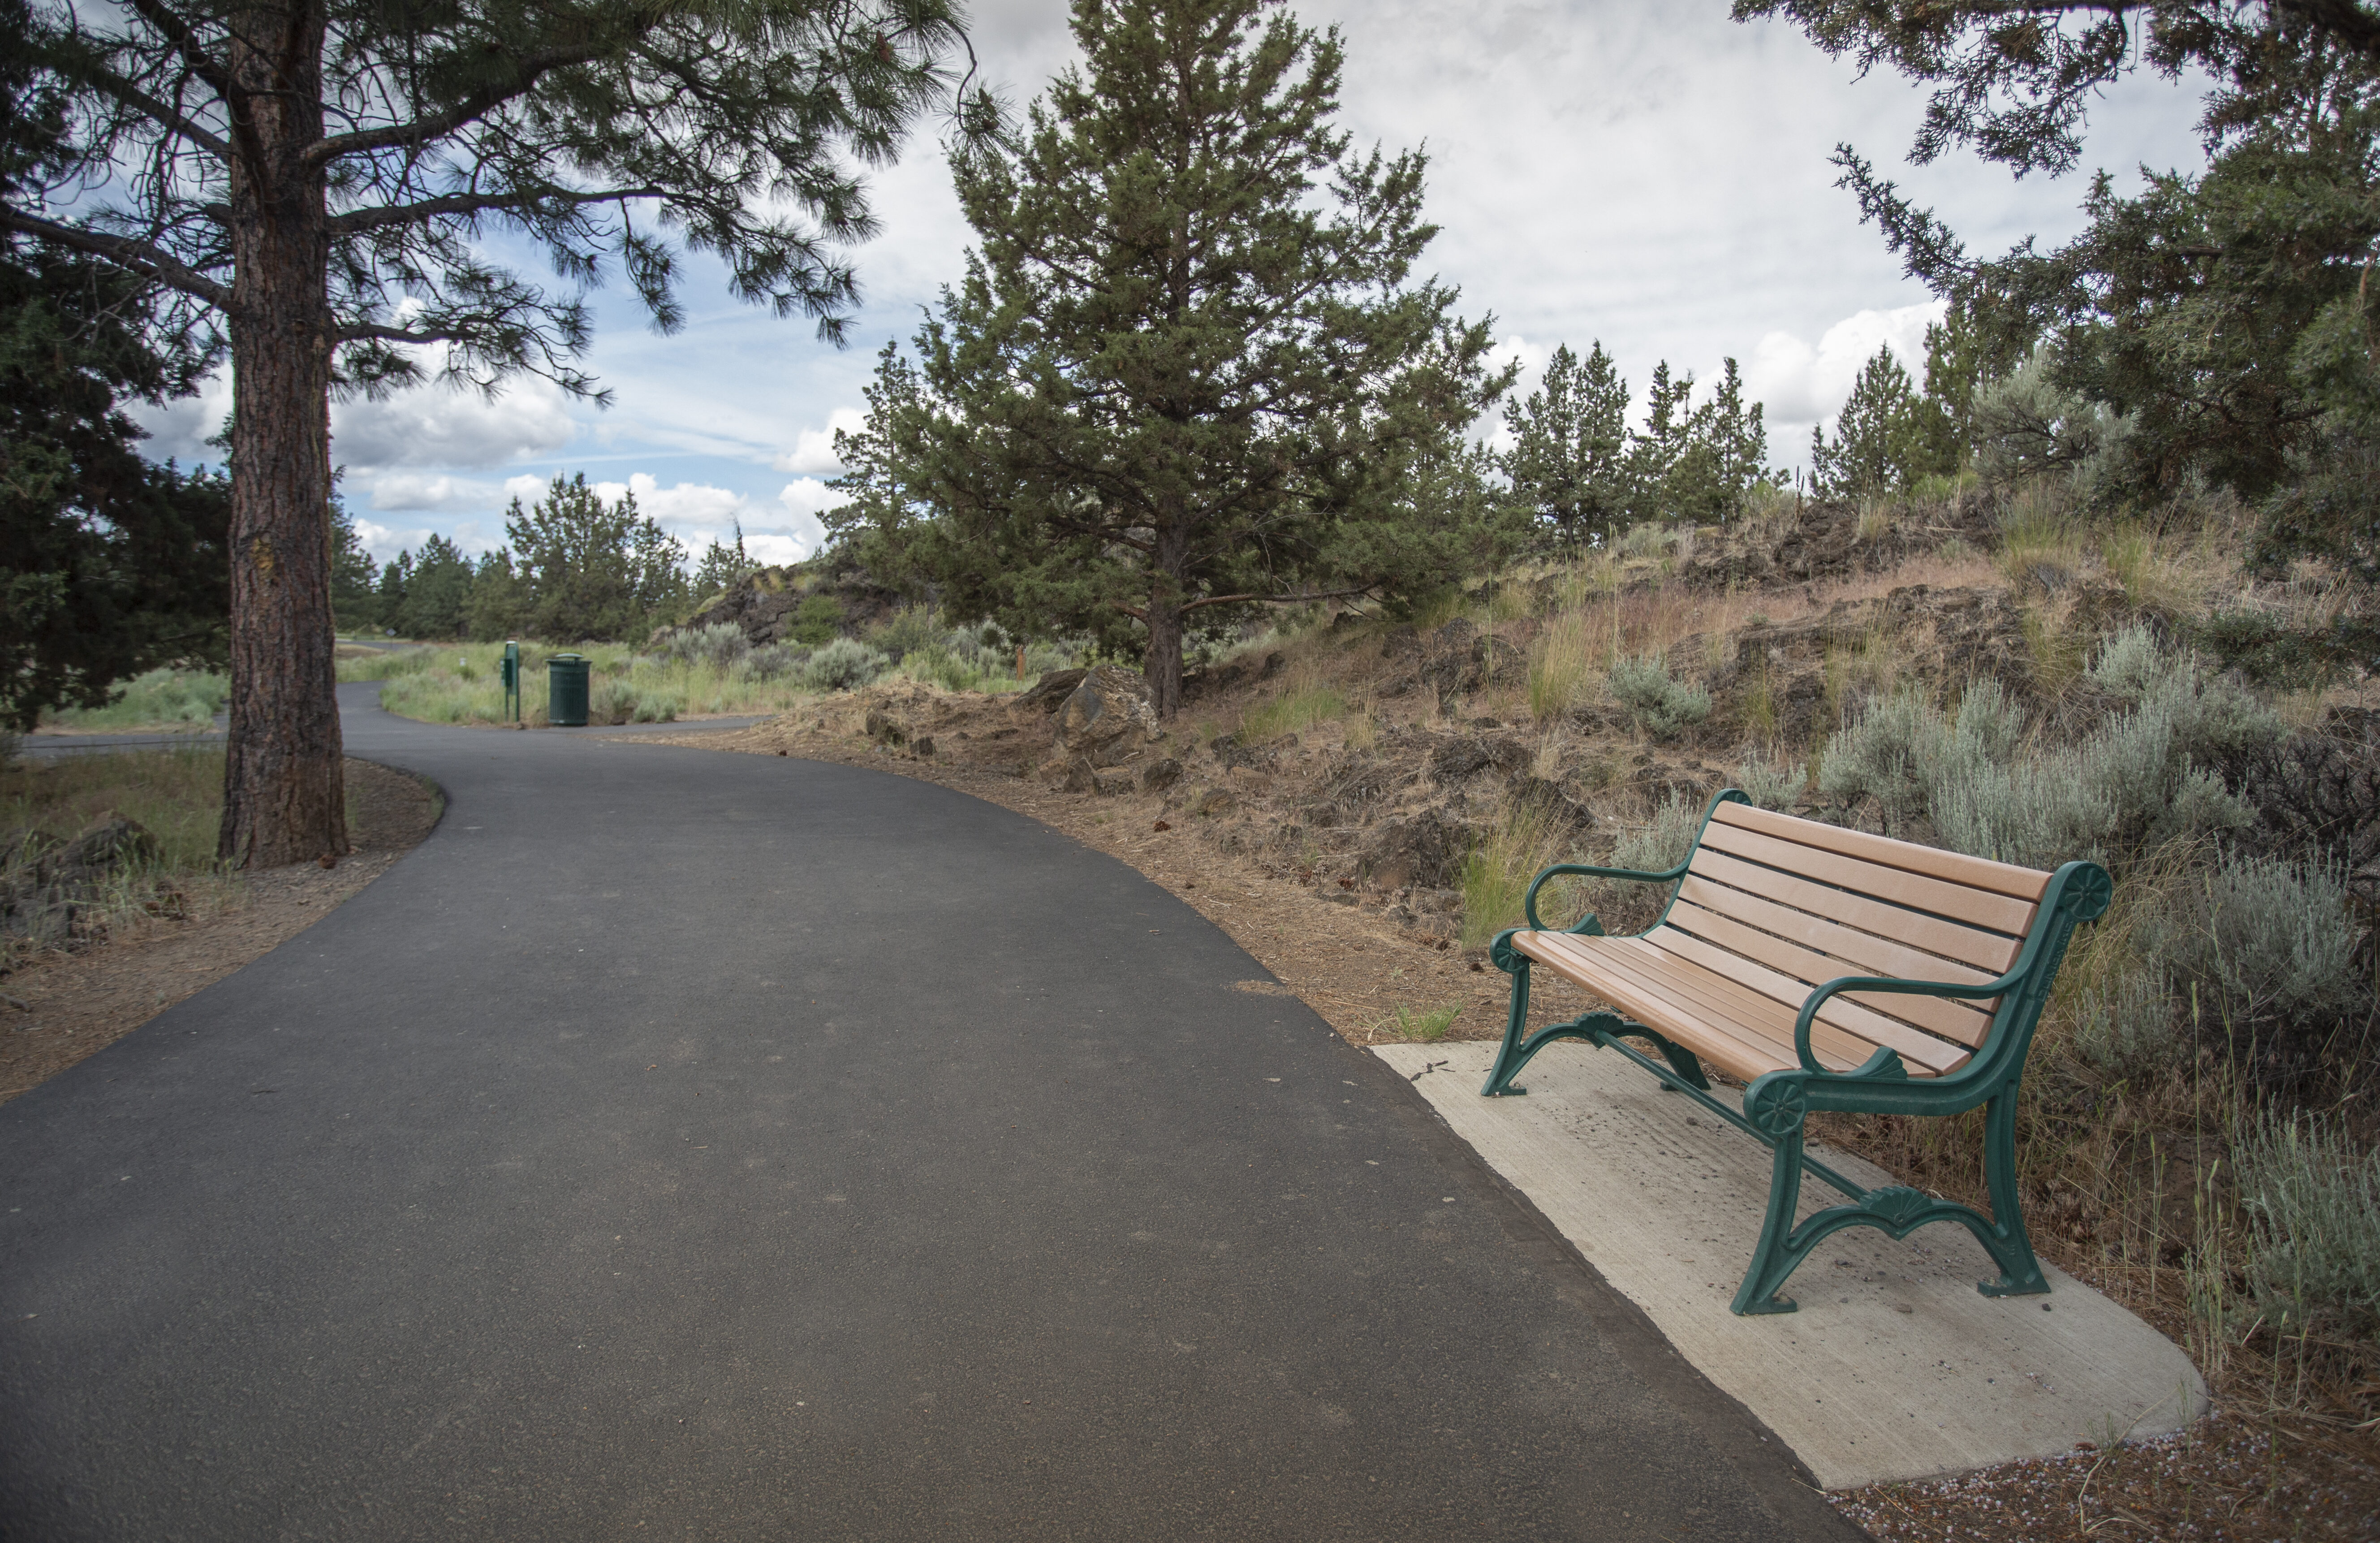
[1484,790,2111,1315]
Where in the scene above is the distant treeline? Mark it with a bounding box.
[339,475,756,643]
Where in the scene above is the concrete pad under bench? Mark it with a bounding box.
[1377,1039,2206,1491]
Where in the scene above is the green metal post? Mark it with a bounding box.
[500,640,521,722]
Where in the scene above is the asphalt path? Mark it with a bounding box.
[0,684,1860,1542]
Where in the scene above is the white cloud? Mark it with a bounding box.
[1743,301,1945,438]
[772,408,867,473]
[364,472,507,513]
[591,472,751,528]
[334,377,578,470]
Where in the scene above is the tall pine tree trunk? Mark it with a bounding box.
[1143,515,1191,718]
[216,2,347,869]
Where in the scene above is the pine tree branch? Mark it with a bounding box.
[71,58,234,163]
[123,0,235,100]
[1181,585,1372,614]
[0,208,231,309]
[303,38,640,169]
[328,186,668,234]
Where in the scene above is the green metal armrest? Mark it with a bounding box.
[1521,858,1686,931]
[1786,858,2110,1076]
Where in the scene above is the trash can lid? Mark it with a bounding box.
[547,652,585,661]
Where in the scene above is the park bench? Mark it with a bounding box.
[1483,791,2111,1316]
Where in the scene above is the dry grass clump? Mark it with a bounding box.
[0,745,245,972]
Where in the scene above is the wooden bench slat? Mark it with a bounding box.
[1519,932,1850,1079]
[1664,898,1995,1049]
[1689,847,2024,974]
[1677,873,2004,994]
[1697,821,2041,938]
[1711,800,2052,903]
[1518,930,1962,1080]
[1645,925,1975,1073]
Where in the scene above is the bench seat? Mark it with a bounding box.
[1483,792,2111,1316]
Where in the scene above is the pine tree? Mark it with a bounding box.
[506,475,688,643]
[1623,362,1698,526]
[827,0,1511,716]
[394,535,475,640]
[1811,346,1927,498]
[1501,342,1630,550]
[4,0,978,864]
[693,521,756,603]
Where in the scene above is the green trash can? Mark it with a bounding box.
[547,653,590,727]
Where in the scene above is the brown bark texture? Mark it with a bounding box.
[216,1,348,869]
[1144,512,1190,718]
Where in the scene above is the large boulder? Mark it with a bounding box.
[1055,666,1160,769]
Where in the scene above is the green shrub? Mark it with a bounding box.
[1613,792,1702,876]
[589,679,640,725]
[1816,688,1941,826]
[2068,972,2185,1082]
[789,593,843,645]
[801,637,887,692]
[744,644,802,681]
[2148,852,2358,1027]
[630,692,681,724]
[1732,749,1801,812]
[653,622,748,669]
[2234,1110,2380,1344]
[1606,652,1710,739]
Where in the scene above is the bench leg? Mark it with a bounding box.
[1733,1113,1811,1315]
[1482,960,1534,1096]
[1975,1085,2049,1298]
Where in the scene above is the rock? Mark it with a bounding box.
[1,816,161,946]
[1054,665,1160,768]
[1013,668,1090,714]
[1428,735,1526,782]
[863,707,908,747]
[1139,757,1184,793]
[1512,776,1596,834]
[55,816,159,873]
[1091,768,1137,796]
[911,736,936,758]
[1358,807,1469,890]
[1189,786,1235,817]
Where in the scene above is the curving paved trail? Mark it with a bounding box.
[0,685,1858,1542]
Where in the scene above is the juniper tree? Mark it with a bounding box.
[1811,346,1929,497]
[1741,2,2380,649]
[3,0,979,864]
[506,473,687,642]
[826,0,1511,717]
[1501,341,1630,549]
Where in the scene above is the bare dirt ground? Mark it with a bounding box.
[0,759,441,1104]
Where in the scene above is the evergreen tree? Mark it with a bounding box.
[692,521,756,602]
[393,535,475,640]
[4,0,979,865]
[1501,342,1630,549]
[464,550,532,642]
[828,0,1511,716]
[1811,346,1929,498]
[0,0,228,731]
[1622,362,1699,526]
[328,497,380,633]
[506,475,688,642]
[375,552,413,633]
[1664,357,1769,523]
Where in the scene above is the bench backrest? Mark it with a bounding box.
[1651,800,2057,1077]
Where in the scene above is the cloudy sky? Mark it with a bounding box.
[134,0,2210,571]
